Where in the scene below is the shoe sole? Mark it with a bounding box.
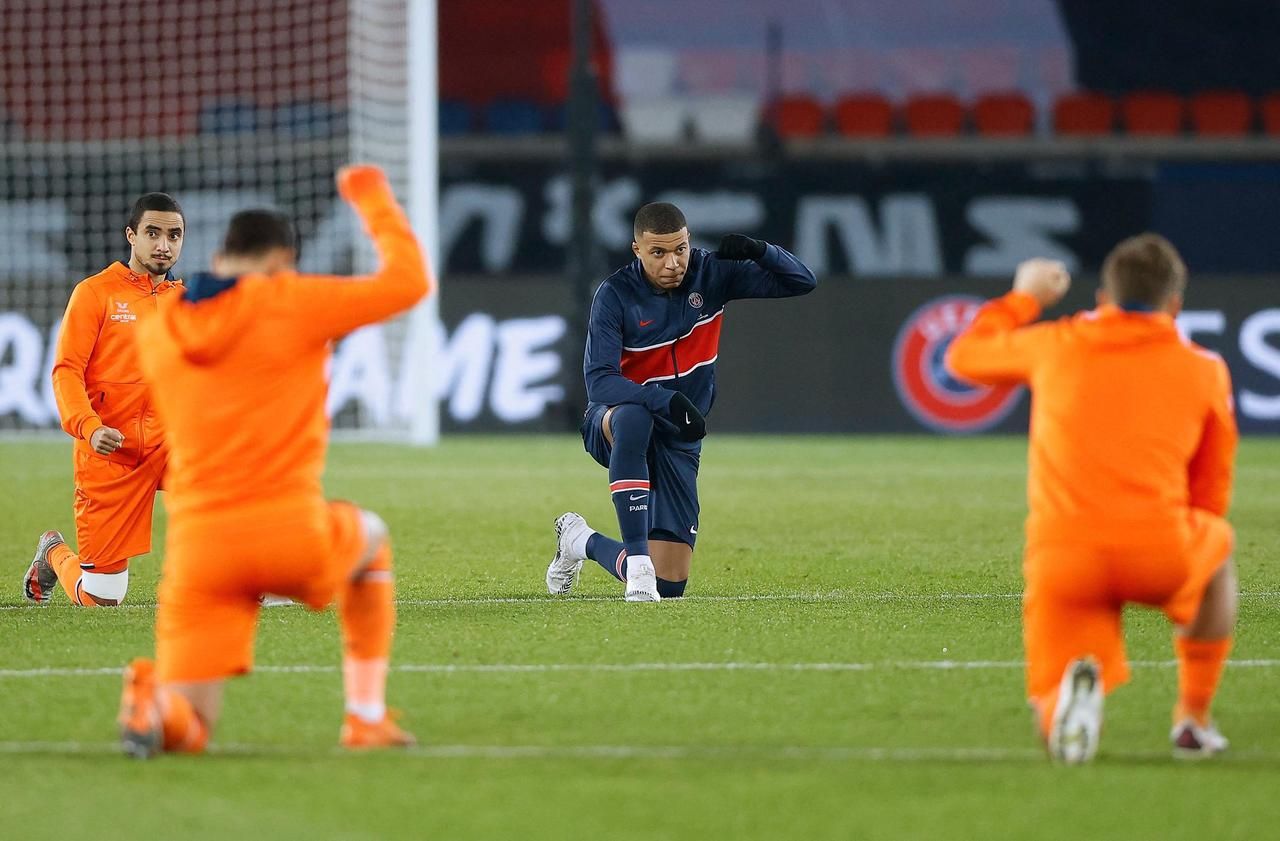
[1049,660,1102,765]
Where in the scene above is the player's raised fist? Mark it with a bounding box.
[90,425,125,456]
[715,234,768,262]
[1013,258,1071,309]
[336,164,390,202]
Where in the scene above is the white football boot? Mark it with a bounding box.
[624,555,660,603]
[1171,716,1229,759]
[546,513,591,595]
[1047,656,1103,765]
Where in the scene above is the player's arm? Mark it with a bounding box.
[713,235,817,300]
[1188,357,1238,516]
[292,165,432,340]
[945,258,1068,386]
[51,282,112,445]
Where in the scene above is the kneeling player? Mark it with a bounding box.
[547,203,816,601]
[946,238,1237,763]
[117,165,430,756]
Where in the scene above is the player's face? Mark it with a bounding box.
[633,228,690,290]
[127,211,185,276]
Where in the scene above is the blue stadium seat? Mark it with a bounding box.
[439,99,473,136]
[545,101,618,133]
[272,101,346,138]
[198,100,261,135]
[484,98,546,134]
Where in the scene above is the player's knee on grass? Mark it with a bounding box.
[77,567,129,606]
[656,578,687,598]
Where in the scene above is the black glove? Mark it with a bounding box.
[715,234,768,262]
[666,391,707,442]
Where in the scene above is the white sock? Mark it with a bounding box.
[346,701,386,723]
[627,554,652,573]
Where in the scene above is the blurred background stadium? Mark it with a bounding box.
[2,0,1279,440]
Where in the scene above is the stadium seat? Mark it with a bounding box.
[1262,93,1280,135]
[545,101,618,133]
[769,95,826,139]
[1189,91,1253,136]
[832,93,893,137]
[972,92,1035,136]
[615,47,679,99]
[439,99,473,136]
[198,100,261,135]
[618,99,688,143]
[1120,91,1184,136]
[272,101,345,138]
[687,94,760,142]
[903,94,965,136]
[1053,92,1115,136]
[484,98,546,134]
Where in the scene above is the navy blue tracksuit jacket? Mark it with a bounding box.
[583,244,817,423]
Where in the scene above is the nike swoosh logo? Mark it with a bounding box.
[685,413,691,423]
[639,319,654,327]
[629,493,648,501]
[690,526,698,534]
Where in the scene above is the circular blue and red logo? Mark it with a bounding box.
[892,295,1024,433]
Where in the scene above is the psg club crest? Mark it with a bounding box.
[891,295,1024,433]
[688,292,704,309]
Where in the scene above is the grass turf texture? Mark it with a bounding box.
[2,435,1278,840]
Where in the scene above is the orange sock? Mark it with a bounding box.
[1174,636,1232,724]
[340,542,395,721]
[48,543,86,603]
[159,688,209,754]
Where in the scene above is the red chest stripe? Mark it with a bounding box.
[620,310,724,385]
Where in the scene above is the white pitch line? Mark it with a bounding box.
[3,659,1278,679]
[3,591,1278,612]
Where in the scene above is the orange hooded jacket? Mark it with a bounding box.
[52,263,183,465]
[945,291,1237,544]
[136,166,430,522]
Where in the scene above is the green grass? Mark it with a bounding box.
[2,435,1279,840]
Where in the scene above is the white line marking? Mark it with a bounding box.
[3,659,1277,679]
[3,591,1277,612]
[2,740,1276,763]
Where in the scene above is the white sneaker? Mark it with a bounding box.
[1048,657,1103,765]
[624,556,660,603]
[1171,717,1229,759]
[546,513,591,595]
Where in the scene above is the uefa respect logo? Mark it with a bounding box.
[891,295,1025,433]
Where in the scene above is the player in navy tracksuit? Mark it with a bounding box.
[546,202,817,601]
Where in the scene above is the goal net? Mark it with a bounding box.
[0,0,438,441]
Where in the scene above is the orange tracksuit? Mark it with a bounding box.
[52,262,184,568]
[136,167,429,682]
[945,292,1237,706]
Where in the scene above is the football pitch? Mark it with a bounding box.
[2,435,1278,840]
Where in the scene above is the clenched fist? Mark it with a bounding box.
[90,426,125,455]
[1013,259,1070,309]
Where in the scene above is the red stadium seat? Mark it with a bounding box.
[1189,91,1253,136]
[769,95,826,138]
[832,93,893,137]
[903,94,964,136]
[1053,92,1114,136]
[972,92,1034,136]
[1262,93,1280,135]
[1120,91,1185,136]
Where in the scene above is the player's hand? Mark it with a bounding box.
[90,426,125,455]
[336,164,390,203]
[715,234,768,262]
[666,391,707,443]
[1013,258,1070,309]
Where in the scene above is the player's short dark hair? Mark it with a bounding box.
[221,209,300,259]
[633,202,687,240]
[1101,233,1187,307]
[127,192,183,232]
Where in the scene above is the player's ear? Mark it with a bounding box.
[211,251,227,275]
[1095,288,1111,307]
[125,226,136,247]
[632,240,641,259]
[1164,291,1183,316]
